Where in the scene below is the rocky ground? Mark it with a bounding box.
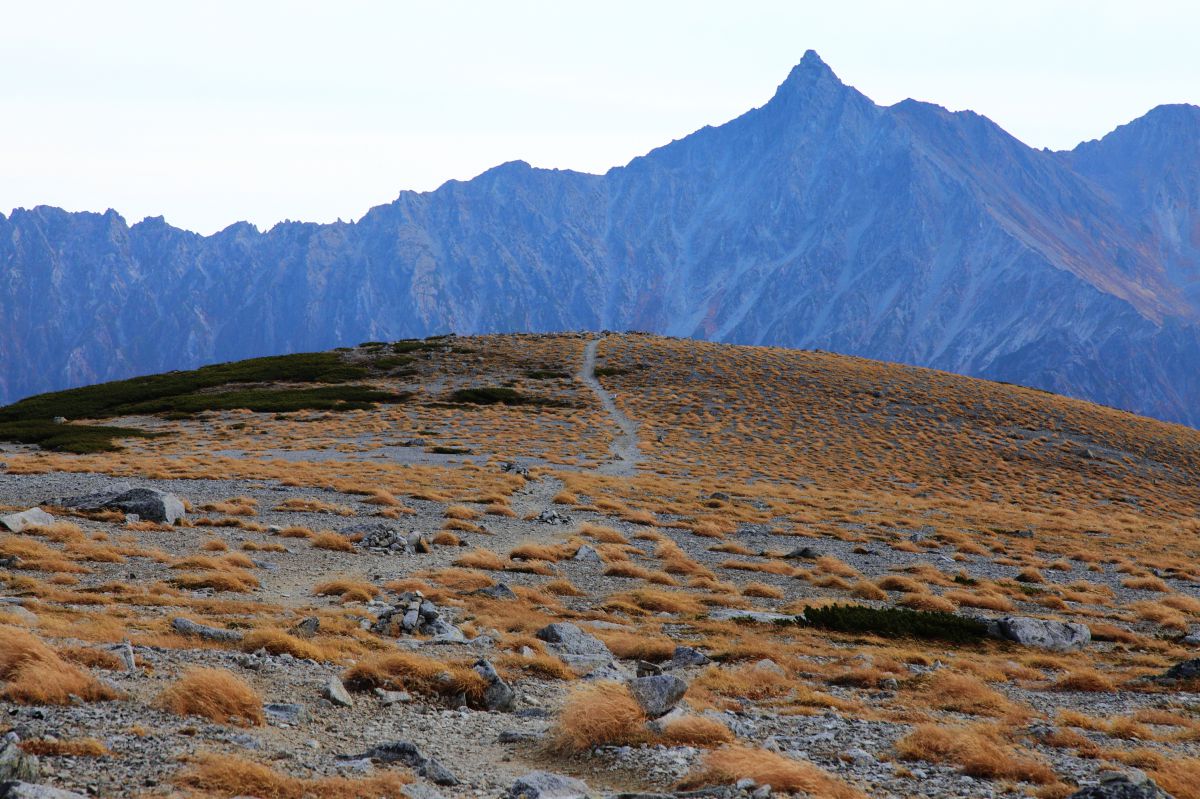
[1,334,1199,799]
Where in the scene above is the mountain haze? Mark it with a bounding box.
[4,51,1200,424]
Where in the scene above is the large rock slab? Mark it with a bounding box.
[535,623,611,657]
[988,616,1091,651]
[171,616,244,643]
[1067,771,1174,798]
[0,508,53,533]
[507,771,591,799]
[0,740,39,781]
[0,784,89,799]
[627,674,687,718]
[46,485,184,524]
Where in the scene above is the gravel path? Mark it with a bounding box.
[581,337,642,476]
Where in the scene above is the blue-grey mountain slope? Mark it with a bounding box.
[3,51,1200,425]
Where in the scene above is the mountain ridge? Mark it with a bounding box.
[3,52,1200,425]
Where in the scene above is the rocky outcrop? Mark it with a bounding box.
[3,55,1200,427]
[988,616,1091,651]
[0,508,53,533]
[47,487,184,524]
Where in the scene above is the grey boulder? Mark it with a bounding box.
[507,771,591,799]
[47,485,184,524]
[0,508,53,534]
[0,741,38,781]
[323,675,353,708]
[535,623,611,657]
[988,616,1091,651]
[473,659,516,712]
[0,784,89,799]
[1068,771,1174,798]
[171,616,243,643]
[627,674,688,718]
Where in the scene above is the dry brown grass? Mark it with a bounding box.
[549,681,648,753]
[20,737,109,757]
[898,723,1056,784]
[314,578,380,603]
[175,752,411,798]
[342,652,487,706]
[240,630,328,661]
[154,667,264,726]
[1052,668,1116,692]
[454,548,507,570]
[170,570,259,593]
[310,532,355,552]
[275,497,355,515]
[742,581,785,599]
[0,626,123,705]
[657,715,734,747]
[678,746,864,798]
[922,671,1025,718]
[579,522,629,544]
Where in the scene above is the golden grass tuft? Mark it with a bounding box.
[310,532,355,552]
[20,737,109,757]
[549,681,647,753]
[678,746,864,798]
[313,578,380,603]
[657,715,734,746]
[240,630,327,661]
[895,724,1055,784]
[0,626,123,705]
[342,652,486,706]
[154,667,264,726]
[175,752,411,798]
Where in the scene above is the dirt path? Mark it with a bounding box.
[581,336,642,476]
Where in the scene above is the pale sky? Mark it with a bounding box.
[2,0,1197,234]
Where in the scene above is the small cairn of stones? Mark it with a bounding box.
[351,523,429,554]
[371,592,464,642]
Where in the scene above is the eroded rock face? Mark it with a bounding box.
[988,616,1091,651]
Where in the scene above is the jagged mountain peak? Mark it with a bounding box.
[3,56,1200,428]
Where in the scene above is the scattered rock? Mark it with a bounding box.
[170,616,243,643]
[401,785,445,799]
[354,741,457,785]
[0,784,89,799]
[290,616,320,638]
[372,593,465,642]
[666,646,711,670]
[707,609,797,625]
[987,616,1091,651]
[628,674,688,718]
[534,509,570,525]
[535,623,611,657]
[323,675,353,708]
[1158,659,1200,683]
[47,485,184,524]
[507,771,591,799]
[473,659,516,712]
[264,703,309,725]
[473,583,518,601]
[0,508,53,534]
[500,462,530,478]
[784,546,820,560]
[572,545,602,563]
[0,740,39,781]
[1067,771,1173,798]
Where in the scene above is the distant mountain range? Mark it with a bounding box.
[4,51,1200,425]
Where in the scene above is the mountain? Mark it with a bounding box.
[3,51,1200,425]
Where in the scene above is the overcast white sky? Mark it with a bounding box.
[2,0,1197,234]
